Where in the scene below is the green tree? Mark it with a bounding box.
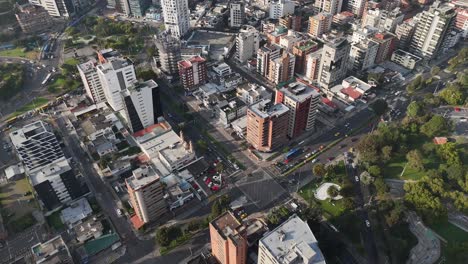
[299,204,322,222]
[420,115,449,137]
[215,162,224,173]
[430,66,440,76]
[406,150,425,172]
[374,178,389,197]
[312,163,326,177]
[437,142,461,166]
[370,99,388,116]
[136,69,157,80]
[342,198,355,210]
[385,201,405,227]
[156,227,170,246]
[404,181,447,223]
[327,185,340,198]
[381,145,393,162]
[356,135,380,164]
[439,84,465,105]
[367,165,381,177]
[211,201,222,217]
[406,101,423,118]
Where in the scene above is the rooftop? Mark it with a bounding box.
[60,198,93,227]
[260,215,326,264]
[342,76,373,92]
[31,235,72,264]
[29,157,71,186]
[250,99,289,119]
[211,211,244,240]
[393,49,422,61]
[126,166,161,191]
[9,120,50,146]
[77,59,97,73]
[279,82,320,103]
[294,40,318,51]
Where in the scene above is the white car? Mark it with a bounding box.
[365,220,370,227]
[355,176,359,182]
[311,158,318,163]
[116,209,123,217]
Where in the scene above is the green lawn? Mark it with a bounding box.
[46,211,65,230]
[430,221,468,243]
[299,182,345,217]
[63,57,80,66]
[0,48,38,59]
[383,154,438,181]
[10,97,49,117]
[48,76,81,93]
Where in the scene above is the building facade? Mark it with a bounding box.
[269,0,295,19]
[372,32,397,63]
[230,2,245,28]
[78,59,107,103]
[39,0,75,17]
[155,32,182,78]
[313,0,342,15]
[305,50,322,81]
[246,100,289,152]
[317,37,350,89]
[391,49,422,69]
[15,4,53,33]
[348,39,378,72]
[268,53,295,85]
[178,56,208,90]
[121,80,163,133]
[236,26,260,63]
[292,40,319,74]
[210,211,247,264]
[257,44,283,77]
[362,7,404,33]
[308,12,332,38]
[161,0,190,37]
[279,14,302,31]
[395,19,417,50]
[347,0,366,18]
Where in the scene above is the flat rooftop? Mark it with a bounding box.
[279,82,320,103]
[31,235,72,264]
[77,59,97,73]
[126,166,161,191]
[60,197,92,226]
[249,99,289,119]
[260,215,326,264]
[9,120,49,146]
[211,211,243,239]
[29,157,71,186]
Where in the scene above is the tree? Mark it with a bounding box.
[437,142,461,166]
[367,165,381,177]
[430,66,440,76]
[215,162,224,173]
[406,150,425,172]
[439,84,465,105]
[420,115,449,137]
[211,200,222,217]
[360,171,374,185]
[342,198,355,210]
[370,99,388,116]
[406,101,423,118]
[299,204,322,222]
[381,145,393,162]
[313,163,326,177]
[385,201,405,227]
[327,185,340,198]
[136,69,157,80]
[374,178,389,197]
[156,227,170,246]
[356,134,380,164]
[404,181,447,223]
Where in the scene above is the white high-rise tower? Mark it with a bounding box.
[161,0,190,38]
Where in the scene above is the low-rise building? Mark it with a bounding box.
[232,115,247,138]
[73,217,104,243]
[15,4,52,34]
[330,76,373,102]
[236,83,272,105]
[213,63,232,76]
[31,235,73,264]
[216,98,247,126]
[60,198,93,228]
[390,49,422,70]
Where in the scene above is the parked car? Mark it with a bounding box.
[116,209,123,217]
[365,220,371,227]
[311,158,318,163]
[355,176,359,182]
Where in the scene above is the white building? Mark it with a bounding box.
[347,0,366,18]
[78,59,106,104]
[97,57,136,112]
[236,26,260,63]
[391,49,422,70]
[258,215,326,264]
[161,0,190,38]
[313,0,342,15]
[351,25,378,44]
[362,8,404,33]
[409,1,457,59]
[348,40,378,72]
[121,80,163,133]
[317,37,350,89]
[10,121,64,172]
[236,83,271,105]
[269,0,295,19]
[213,63,232,76]
[37,0,74,17]
[230,2,245,28]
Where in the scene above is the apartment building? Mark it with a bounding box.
[236,83,272,105]
[258,215,326,264]
[395,19,417,50]
[236,26,260,63]
[178,56,208,90]
[246,99,289,152]
[454,8,468,38]
[126,166,167,228]
[257,44,283,77]
[317,37,350,89]
[409,1,456,59]
[362,7,404,33]
[279,14,302,32]
[268,53,295,85]
[39,0,75,17]
[121,80,163,133]
[275,82,320,138]
[210,211,247,264]
[292,40,319,75]
[308,13,332,38]
[269,0,295,19]
[348,39,378,72]
[313,0,342,15]
[305,50,322,81]
[15,4,53,33]
[230,2,245,28]
[154,32,182,78]
[78,59,106,103]
[391,49,422,70]
[372,32,397,63]
[161,0,190,37]
[347,0,366,18]
[127,0,151,17]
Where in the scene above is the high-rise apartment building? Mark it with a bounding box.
[454,8,468,38]
[275,83,320,138]
[313,0,342,15]
[257,44,283,77]
[292,40,319,74]
[246,99,289,152]
[230,2,245,28]
[154,32,182,78]
[317,37,350,89]
[269,0,295,19]
[362,7,404,33]
[348,39,378,72]
[121,80,163,133]
[409,1,456,59]
[39,0,75,17]
[178,56,208,90]
[236,26,260,63]
[395,19,417,50]
[161,0,190,38]
[258,215,326,264]
[15,4,53,33]
[372,32,397,63]
[351,25,378,43]
[347,0,366,18]
[126,166,167,228]
[268,53,295,85]
[97,57,137,111]
[279,14,302,31]
[78,59,106,103]
[308,13,332,38]
[128,0,152,17]
[209,211,247,264]
[305,50,322,81]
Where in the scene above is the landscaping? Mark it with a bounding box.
[0,47,39,59]
[430,221,468,243]
[46,211,65,230]
[0,63,25,100]
[10,97,49,117]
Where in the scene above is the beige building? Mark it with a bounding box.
[317,37,350,89]
[246,99,289,152]
[210,211,247,264]
[126,166,167,228]
[313,0,342,15]
[15,4,53,34]
[268,53,295,85]
[308,13,332,38]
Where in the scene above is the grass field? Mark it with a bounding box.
[48,76,81,93]
[0,48,39,59]
[430,221,468,243]
[63,57,80,66]
[383,154,438,181]
[10,97,49,117]
[299,182,346,217]
[46,211,65,230]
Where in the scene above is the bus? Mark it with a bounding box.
[284,148,302,164]
[42,73,52,85]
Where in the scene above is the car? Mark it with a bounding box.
[311,158,318,163]
[208,182,214,188]
[204,178,211,185]
[240,213,248,219]
[211,185,220,191]
[116,209,123,216]
[305,153,311,158]
[334,132,340,137]
[311,149,318,155]
[355,176,359,182]
[213,175,221,181]
[365,220,371,227]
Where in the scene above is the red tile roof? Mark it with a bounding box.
[433,137,448,145]
[340,87,362,100]
[322,97,337,109]
[130,214,145,229]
